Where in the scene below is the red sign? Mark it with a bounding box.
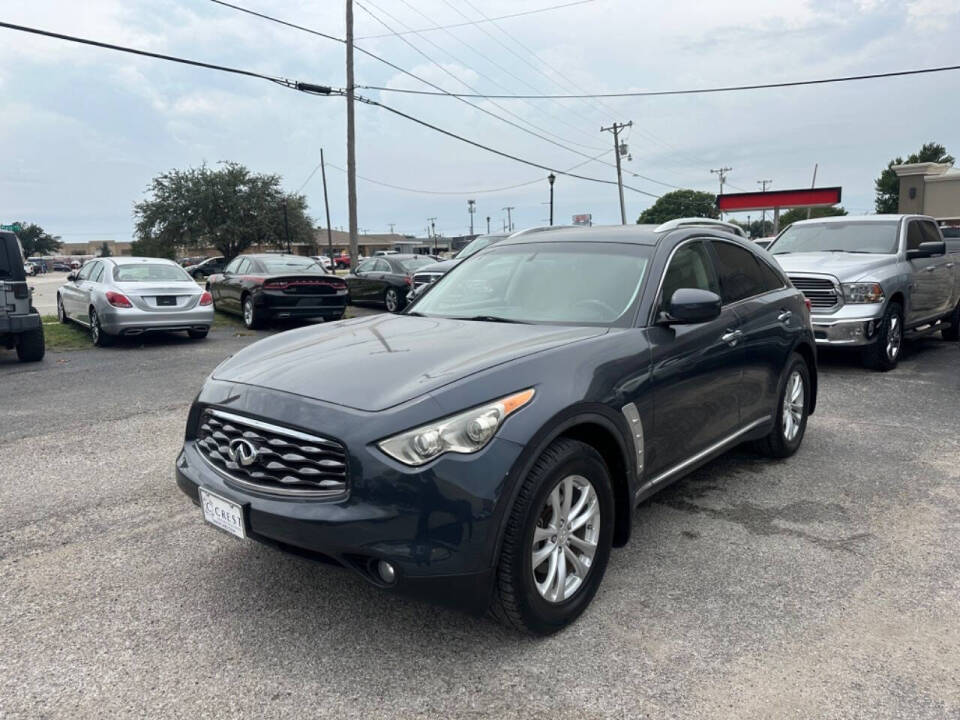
[717,187,842,212]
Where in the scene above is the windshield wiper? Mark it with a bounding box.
[457,315,528,324]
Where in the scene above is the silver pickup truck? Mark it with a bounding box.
[769,215,960,371]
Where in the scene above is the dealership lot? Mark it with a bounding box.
[1,333,958,718]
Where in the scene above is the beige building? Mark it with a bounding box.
[60,240,133,256]
[893,162,960,222]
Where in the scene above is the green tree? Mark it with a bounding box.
[99,241,112,257]
[637,190,718,224]
[14,222,62,255]
[779,205,847,230]
[132,162,314,260]
[875,142,953,213]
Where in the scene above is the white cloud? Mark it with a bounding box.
[906,0,959,30]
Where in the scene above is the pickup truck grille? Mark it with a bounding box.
[196,409,348,498]
[413,272,443,288]
[788,275,841,311]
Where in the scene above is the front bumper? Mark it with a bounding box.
[810,307,885,347]
[174,383,526,613]
[99,305,214,334]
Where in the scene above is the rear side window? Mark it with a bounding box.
[92,263,105,283]
[659,241,719,305]
[711,241,783,304]
[235,259,251,274]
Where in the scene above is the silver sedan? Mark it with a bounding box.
[57,256,214,346]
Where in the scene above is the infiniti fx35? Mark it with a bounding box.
[175,225,817,635]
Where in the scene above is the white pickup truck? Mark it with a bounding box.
[769,215,960,371]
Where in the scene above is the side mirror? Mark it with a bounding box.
[663,288,722,324]
[66,272,78,282]
[907,240,945,259]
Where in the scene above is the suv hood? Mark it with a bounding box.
[212,314,606,411]
[772,252,894,282]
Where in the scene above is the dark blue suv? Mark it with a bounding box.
[176,225,817,635]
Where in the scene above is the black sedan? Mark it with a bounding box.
[207,254,347,329]
[176,226,816,635]
[345,254,436,312]
[185,256,226,279]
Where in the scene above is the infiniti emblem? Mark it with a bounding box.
[227,438,259,467]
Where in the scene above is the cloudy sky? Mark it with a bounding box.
[1,0,958,243]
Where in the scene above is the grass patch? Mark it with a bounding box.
[211,310,247,330]
[41,315,92,351]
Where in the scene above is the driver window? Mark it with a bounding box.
[659,241,718,307]
[906,222,924,251]
[78,262,97,281]
[373,259,391,272]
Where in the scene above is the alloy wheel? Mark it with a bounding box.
[243,299,254,326]
[90,310,100,344]
[57,296,65,322]
[531,474,600,603]
[886,315,901,361]
[782,370,805,442]
[385,288,399,312]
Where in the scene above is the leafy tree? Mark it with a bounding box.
[99,241,112,257]
[14,222,62,255]
[779,205,847,230]
[132,162,314,260]
[637,189,718,224]
[875,142,953,213]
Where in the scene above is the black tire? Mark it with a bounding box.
[384,287,403,313]
[754,352,810,458]
[57,294,68,323]
[89,308,113,347]
[862,301,903,371]
[941,299,960,341]
[490,438,614,636]
[16,325,45,362]
[188,328,209,340]
[242,295,263,330]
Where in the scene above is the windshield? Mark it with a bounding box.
[113,263,192,282]
[772,221,900,254]
[399,256,434,272]
[410,242,651,326]
[261,256,325,274]
[456,234,506,260]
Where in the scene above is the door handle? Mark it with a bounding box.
[720,329,742,346]
[777,310,793,323]
[947,262,955,268]
[924,266,936,272]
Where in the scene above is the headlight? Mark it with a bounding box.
[842,282,885,304]
[378,388,535,466]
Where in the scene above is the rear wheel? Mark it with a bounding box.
[242,295,263,329]
[187,328,209,340]
[490,438,614,636]
[862,301,902,371]
[384,287,401,313]
[89,308,113,347]
[16,325,45,362]
[941,299,960,341]
[754,353,810,458]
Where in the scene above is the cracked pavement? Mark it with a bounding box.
[1,331,958,718]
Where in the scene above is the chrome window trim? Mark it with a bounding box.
[208,409,342,449]
[634,416,770,501]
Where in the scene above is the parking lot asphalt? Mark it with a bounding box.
[25,271,70,315]
[1,330,958,718]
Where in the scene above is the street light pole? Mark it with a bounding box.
[282,199,291,253]
[345,0,359,271]
[547,173,556,226]
[467,199,476,235]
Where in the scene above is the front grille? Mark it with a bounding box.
[789,275,841,311]
[196,409,348,498]
[413,272,443,288]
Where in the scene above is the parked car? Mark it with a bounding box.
[207,254,347,329]
[57,256,213,346]
[333,252,365,269]
[410,233,510,298]
[769,214,960,371]
[185,256,226,279]
[374,250,399,256]
[754,237,776,250]
[309,255,333,270]
[23,260,37,276]
[51,262,72,272]
[345,254,435,312]
[0,231,44,362]
[176,224,817,634]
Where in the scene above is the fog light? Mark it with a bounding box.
[377,560,396,584]
[866,320,876,338]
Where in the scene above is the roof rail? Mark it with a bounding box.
[654,217,745,237]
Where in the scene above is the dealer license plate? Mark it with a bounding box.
[199,488,246,539]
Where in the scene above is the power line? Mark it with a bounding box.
[355,93,659,198]
[0,19,336,94]
[356,0,596,39]
[207,0,342,43]
[360,62,960,98]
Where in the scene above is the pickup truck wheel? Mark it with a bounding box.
[16,325,45,362]
[941,299,960,341]
[862,302,902,371]
[754,353,809,458]
[490,438,614,636]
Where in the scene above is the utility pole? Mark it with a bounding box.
[601,120,632,224]
[467,199,476,235]
[388,223,395,234]
[345,0,359,271]
[282,199,291,253]
[320,148,334,267]
[711,167,732,218]
[503,206,514,232]
[547,173,556,226]
[757,179,772,235]
[428,217,437,253]
[486,216,490,234]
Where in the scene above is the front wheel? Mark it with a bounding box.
[490,438,614,636]
[384,287,403,313]
[862,301,903,371]
[754,353,810,458]
[57,295,68,323]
